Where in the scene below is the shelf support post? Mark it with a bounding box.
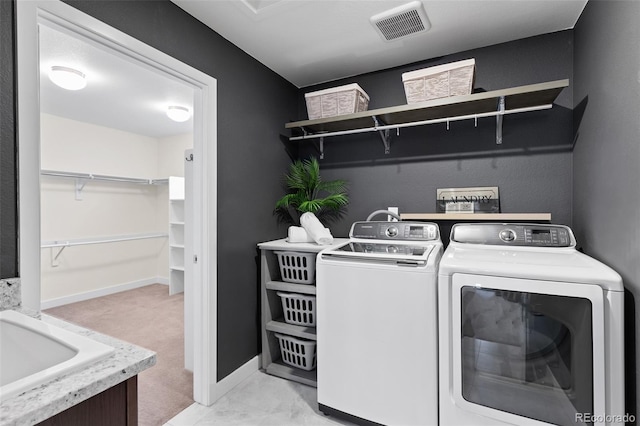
[372,116,391,154]
[496,96,505,144]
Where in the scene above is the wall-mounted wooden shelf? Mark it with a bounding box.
[285,79,569,156]
[400,213,551,221]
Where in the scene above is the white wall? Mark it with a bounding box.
[40,113,192,305]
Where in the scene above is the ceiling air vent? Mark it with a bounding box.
[370,1,431,42]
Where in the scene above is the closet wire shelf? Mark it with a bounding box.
[41,169,169,200]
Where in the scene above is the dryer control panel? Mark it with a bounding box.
[451,223,576,247]
[349,221,439,241]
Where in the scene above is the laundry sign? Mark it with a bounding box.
[436,186,500,213]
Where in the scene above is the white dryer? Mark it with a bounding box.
[438,223,625,426]
[316,220,442,426]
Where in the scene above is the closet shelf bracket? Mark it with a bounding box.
[75,178,88,200]
[496,96,505,145]
[50,245,67,267]
[372,116,391,154]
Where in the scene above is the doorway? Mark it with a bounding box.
[16,0,218,406]
[38,21,195,308]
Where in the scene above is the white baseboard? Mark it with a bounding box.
[211,356,260,403]
[41,276,169,309]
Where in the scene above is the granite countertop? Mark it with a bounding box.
[0,310,156,426]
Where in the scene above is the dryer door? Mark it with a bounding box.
[451,273,605,426]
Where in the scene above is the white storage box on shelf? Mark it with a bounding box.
[277,292,317,326]
[305,83,370,120]
[275,333,317,371]
[402,58,475,103]
[275,251,316,284]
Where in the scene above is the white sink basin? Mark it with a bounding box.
[0,310,114,401]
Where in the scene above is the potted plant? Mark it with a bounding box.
[274,157,348,226]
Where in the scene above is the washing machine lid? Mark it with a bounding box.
[320,241,440,267]
[439,244,623,291]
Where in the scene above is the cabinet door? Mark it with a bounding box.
[36,377,137,426]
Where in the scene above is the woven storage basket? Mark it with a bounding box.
[274,333,317,371]
[275,251,316,284]
[402,59,475,103]
[277,292,316,327]
[305,83,370,120]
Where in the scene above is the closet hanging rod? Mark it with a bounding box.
[41,170,169,185]
[289,103,553,141]
[41,232,169,249]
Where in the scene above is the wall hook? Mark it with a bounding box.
[185,153,193,162]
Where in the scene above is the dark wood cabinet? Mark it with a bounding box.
[36,376,138,426]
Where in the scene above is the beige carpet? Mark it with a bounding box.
[45,284,193,426]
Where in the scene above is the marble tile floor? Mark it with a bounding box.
[164,371,355,426]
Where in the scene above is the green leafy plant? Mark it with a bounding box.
[274,157,348,226]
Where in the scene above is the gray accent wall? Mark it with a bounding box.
[573,0,640,416]
[294,31,574,239]
[0,0,18,278]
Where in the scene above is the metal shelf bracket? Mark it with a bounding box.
[372,116,391,154]
[51,245,67,267]
[75,178,88,200]
[313,137,325,159]
[496,96,505,144]
[300,126,325,159]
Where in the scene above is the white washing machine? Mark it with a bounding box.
[316,220,442,426]
[438,223,625,426]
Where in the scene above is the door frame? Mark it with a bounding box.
[15,0,218,405]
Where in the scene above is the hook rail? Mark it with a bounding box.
[291,103,553,152]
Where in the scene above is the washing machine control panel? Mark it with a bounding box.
[349,221,439,241]
[451,223,576,247]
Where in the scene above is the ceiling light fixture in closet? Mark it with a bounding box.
[49,66,87,91]
[166,106,191,122]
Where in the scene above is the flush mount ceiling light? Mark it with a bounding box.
[370,1,431,42]
[49,66,87,91]
[166,106,191,122]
